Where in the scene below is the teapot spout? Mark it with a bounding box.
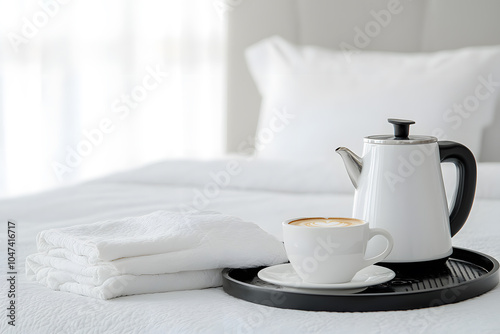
[335,147,363,189]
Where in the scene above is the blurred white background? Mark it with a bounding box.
[0,0,226,198]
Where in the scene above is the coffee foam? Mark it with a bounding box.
[289,218,364,227]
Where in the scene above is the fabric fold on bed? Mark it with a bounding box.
[25,210,288,299]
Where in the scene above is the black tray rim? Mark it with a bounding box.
[222,247,499,312]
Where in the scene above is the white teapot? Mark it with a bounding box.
[336,119,476,264]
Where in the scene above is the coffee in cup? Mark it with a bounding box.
[288,217,364,227]
[283,217,393,284]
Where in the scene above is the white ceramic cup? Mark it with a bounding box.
[282,217,394,284]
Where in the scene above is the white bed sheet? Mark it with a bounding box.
[1,158,499,334]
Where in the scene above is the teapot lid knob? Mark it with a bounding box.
[388,118,415,139]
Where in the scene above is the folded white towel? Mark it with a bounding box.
[26,258,222,299]
[26,210,287,299]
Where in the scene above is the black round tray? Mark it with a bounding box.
[222,247,499,312]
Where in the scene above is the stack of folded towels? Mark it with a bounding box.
[26,210,287,299]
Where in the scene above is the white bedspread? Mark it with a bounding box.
[1,158,499,333]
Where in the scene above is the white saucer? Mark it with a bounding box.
[257,264,395,291]
[280,286,367,295]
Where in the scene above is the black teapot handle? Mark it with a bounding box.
[438,141,477,236]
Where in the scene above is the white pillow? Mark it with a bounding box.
[245,36,500,161]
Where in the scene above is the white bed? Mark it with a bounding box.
[3,0,500,333]
[2,159,500,333]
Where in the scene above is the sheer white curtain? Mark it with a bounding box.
[0,0,225,198]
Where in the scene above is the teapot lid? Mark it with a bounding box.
[364,118,437,145]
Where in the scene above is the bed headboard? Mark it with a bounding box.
[225,0,500,161]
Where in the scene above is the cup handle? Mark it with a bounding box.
[363,228,394,267]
